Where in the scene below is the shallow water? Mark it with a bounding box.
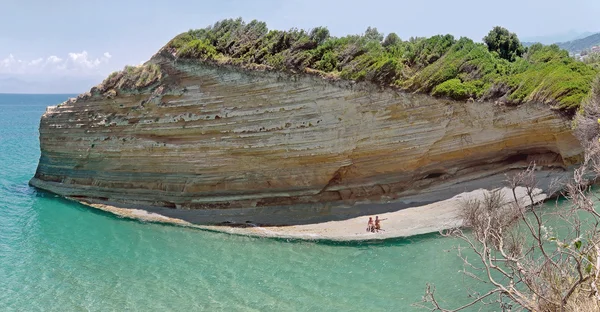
[0,94,488,311]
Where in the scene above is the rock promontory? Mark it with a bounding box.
[30,20,587,225]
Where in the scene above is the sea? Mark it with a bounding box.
[0,94,487,311]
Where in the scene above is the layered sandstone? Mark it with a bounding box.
[30,52,582,225]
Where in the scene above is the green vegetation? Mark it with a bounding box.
[504,44,597,108]
[100,63,163,92]
[163,18,597,111]
[482,26,524,61]
[432,78,479,100]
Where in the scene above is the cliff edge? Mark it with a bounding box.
[29,20,587,225]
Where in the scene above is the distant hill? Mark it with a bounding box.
[521,31,595,45]
[522,42,538,48]
[555,33,600,53]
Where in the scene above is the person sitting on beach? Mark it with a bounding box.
[375,216,387,232]
[367,217,374,232]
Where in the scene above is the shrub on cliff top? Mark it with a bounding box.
[432,78,479,100]
[502,44,597,109]
[164,18,598,111]
[483,26,525,62]
[178,39,217,60]
[100,63,163,93]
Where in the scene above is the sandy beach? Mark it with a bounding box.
[78,186,547,241]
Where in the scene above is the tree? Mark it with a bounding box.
[364,26,384,42]
[483,26,525,61]
[417,83,600,311]
[309,26,330,45]
[417,161,600,311]
[382,32,401,47]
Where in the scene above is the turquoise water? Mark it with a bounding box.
[0,94,480,311]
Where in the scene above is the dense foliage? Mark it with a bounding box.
[163,18,597,110]
[482,26,524,61]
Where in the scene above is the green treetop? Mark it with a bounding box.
[483,26,525,62]
[150,18,599,112]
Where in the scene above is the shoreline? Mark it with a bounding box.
[72,186,546,242]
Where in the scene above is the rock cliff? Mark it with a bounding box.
[30,51,582,225]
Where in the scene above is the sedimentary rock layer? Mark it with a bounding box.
[30,53,582,225]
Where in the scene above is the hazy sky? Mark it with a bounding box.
[1,0,599,93]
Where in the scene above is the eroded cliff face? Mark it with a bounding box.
[29,53,583,225]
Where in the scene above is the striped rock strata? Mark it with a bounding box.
[30,53,582,225]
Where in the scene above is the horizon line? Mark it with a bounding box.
[0,92,81,95]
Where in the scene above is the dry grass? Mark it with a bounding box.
[99,63,164,94]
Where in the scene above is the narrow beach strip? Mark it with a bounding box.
[75,186,546,241]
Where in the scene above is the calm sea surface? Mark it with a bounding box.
[1,94,490,311]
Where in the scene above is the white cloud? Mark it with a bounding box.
[68,51,98,68]
[1,54,18,68]
[0,51,113,76]
[47,55,62,63]
[28,58,43,66]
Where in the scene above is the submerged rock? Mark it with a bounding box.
[29,51,582,225]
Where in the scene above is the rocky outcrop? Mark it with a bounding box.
[30,52,583,225]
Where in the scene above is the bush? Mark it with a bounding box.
[363,27,383,42]
[315,51,338,72]
[99,63,163,92]
[382,33,400,47]
[178,39,218,60]
[310,27,330,45]
[432,78,478,100]
[503,45,597,110]
[162,18,598,111]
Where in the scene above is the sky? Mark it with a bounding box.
[1,0,599,93]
